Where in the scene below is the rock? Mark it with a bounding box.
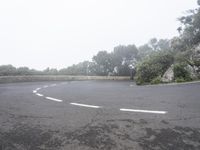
[161,66,174,82]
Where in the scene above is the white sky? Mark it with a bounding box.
[0,0,198,70]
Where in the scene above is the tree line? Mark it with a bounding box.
[1,0,200,85]
[0,39,169,76]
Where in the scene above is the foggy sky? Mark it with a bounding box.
[0,0,198,70]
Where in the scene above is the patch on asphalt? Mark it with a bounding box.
[1,120,200,150]
[139,126,200,150]
[65,123,115,149]
[63,118,147,149]
[0,124,63,150]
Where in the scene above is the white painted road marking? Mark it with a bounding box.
[70,103,101,108]
[45,97,63,102]
[36,93,43,97]
[120,108,167,114]
[36,88,41,91]
[32,83,168,114]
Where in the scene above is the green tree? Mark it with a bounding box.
[178,1,200,47]
[112,44,138,76]
[17,67,32,75]
[135,51,174,84]
[0,65,17,76]
[92,51,113,75]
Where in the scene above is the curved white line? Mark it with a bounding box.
[120,108,167,114]
[45,97,63,102]
[36,93,43,97]
[36,88,41,91]
[70,103,101,108]
[32,83,168,114]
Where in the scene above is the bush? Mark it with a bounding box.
[175,77,186,83]
[173,63,191,81]
[135,75,144,85]
[150,76,162,84]
[135,51,174,84]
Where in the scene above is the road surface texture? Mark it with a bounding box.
[0,80,200,150]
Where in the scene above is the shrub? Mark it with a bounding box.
[175,77,186,83]
[135,51,174,84]
[150,76,162,84]
[173,63,191,81]
[135,75,144,85]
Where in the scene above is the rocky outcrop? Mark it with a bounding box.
[161,66,174,82]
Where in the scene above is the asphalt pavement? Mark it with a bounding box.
[0,80,200,150]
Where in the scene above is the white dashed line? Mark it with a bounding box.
[36,93,43,97]
[36,88,41,91]
[70,103,101,108]
[120,108,167,114]
[32,83,168,114]
[45,97,63,102]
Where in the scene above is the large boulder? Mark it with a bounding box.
[161,65,174,82]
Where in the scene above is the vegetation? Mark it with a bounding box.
[0,65,42,76]
[150,76,162,85]
[1,1,200,85]
[135,0,200,84]
[173,63,192,82]
[135,51,174,85]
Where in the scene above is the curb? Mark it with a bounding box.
[143,80,200,87]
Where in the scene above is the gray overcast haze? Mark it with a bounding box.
[0,0,198,70]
